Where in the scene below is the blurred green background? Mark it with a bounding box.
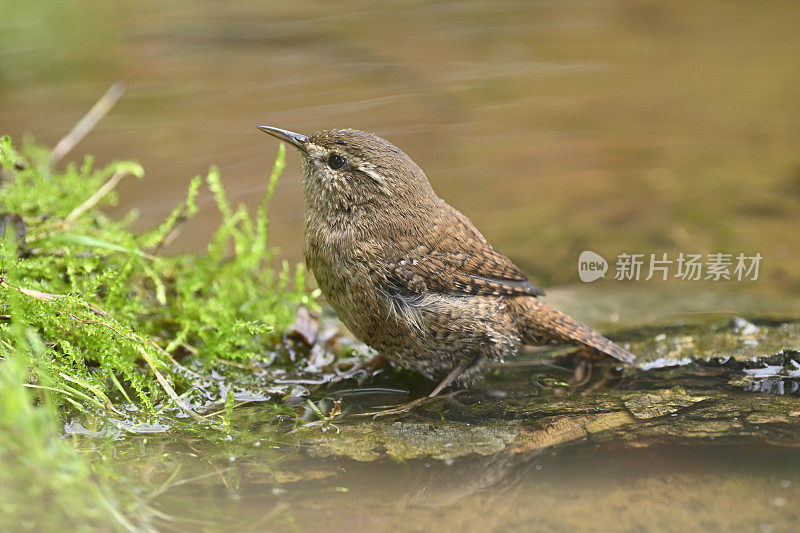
[2,0,799,293]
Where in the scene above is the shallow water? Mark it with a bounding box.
[95,366,800,531]
[109,429,800,532]
[65,287,800,532]
[95,383,800,532]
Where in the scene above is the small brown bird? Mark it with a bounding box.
[259,126,635,398]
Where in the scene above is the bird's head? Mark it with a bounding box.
[259,126,437,217]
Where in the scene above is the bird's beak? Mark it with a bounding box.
[258,126,308,153]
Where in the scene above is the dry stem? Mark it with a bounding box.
[51,82,125,165]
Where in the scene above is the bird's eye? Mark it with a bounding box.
[327,154,347,170]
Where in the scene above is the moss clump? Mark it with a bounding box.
[0,134,320,528]
[0,135,316,415]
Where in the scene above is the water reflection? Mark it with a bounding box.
[106,415,800,532]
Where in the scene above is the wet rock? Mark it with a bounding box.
[306,421,518,462]
[730,316,759,336]
[383,422,517,459]
[289,307,319,346]
[622,388,710,419]
[630,320,800,367]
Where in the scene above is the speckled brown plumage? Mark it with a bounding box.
[259,126,636,391]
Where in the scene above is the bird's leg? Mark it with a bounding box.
[569,346,625,391]
[570,355,593,389]
[429,361,469,397]
[356,361,470,418]
[581,364,614,395]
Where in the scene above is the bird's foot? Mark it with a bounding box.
[348,361,470,418]
[354,390,462,419]
[567,346,622,392]
[569,354,594,389]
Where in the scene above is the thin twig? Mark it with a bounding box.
[65,312,127,337]
[205,400,254,418]
[215,358,250,369]
[0,277,113,319]
[166,467,235,489]
[158,342,206,381]
[51,82,125,165]
[139,504,175,523]
[17,286,59,302]
[97,490,139,533]
[65,168,130,224]
[135,344,209,424]
[147,464,183,501]
[152,227,181,255]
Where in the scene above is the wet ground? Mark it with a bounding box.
[67,287,800,532]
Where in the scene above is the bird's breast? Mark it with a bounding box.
[304,228,390,342]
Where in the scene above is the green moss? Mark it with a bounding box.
[0,135,315,415]
[0,328,134,531]
[0,135,317,528]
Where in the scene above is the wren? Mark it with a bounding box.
[259,126,635,396]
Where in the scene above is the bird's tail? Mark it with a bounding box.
[517,299,636,365]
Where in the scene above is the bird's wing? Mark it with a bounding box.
[382,203,544,298]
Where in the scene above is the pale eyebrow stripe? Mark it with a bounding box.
[351,159,386,184]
